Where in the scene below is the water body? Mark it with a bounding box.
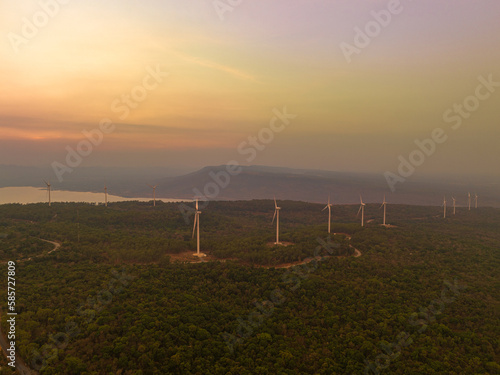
[0,187,185,205]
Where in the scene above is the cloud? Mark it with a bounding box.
[172,50,260,83]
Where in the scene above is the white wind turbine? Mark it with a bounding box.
[474,193,478,209]
[43,180,51,206]
[104,185,108,207]
[468,192,471,211]
[452,196,456,215]
[148,184,159,207]
[191,199,205,257]
[357,195,366,227]
[322,195,333,234]
[272,197,281,244]
[380,195,387,226]
[443,196,447,218]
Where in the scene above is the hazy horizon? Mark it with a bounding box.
[1,0,500,180]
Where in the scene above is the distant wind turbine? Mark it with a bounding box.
[474,193,478,209]
[148,184,158,207]
[322,195,333,234]
[272,197,281,244]
[443,196,447,218]
[380,195,387,226]
[192,199,205,257]
[468,192,471,211]
[43,180,51,206]
[77,209,80,243]
[452,197,456,215]
[104,185,108,207]
[357,195,366,227]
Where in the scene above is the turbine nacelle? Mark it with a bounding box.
[380,194,387,208]
[323,195,332,211]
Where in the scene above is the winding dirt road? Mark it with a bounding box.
[15,238,61,263]
[40,239,61,255]
[264,233,362,269]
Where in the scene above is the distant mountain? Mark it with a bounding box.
[0,165,186,194]
[1,164,498,207]
[130,165,500,207]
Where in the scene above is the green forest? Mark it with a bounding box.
[0,200,498,374]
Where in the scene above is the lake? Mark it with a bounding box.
[0,187,186,205]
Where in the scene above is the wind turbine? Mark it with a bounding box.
[357,195,366,227]
[380,195,387,226]
[272,197,281,244]
[191,199,205,257]
[104,185,108,207]
[148,184,158,207]
[322,195,333,234]
[474,193,478,209]
[442,196,447,218]
[43,180,51,206]
[452,197,456,215]
[77,209,80,243]
[468,192,471,211]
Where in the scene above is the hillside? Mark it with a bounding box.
[138,165,500,207]
[2,164,499,207]
[0,201,498,374]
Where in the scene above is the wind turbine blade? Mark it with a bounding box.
[322,205,328,211]
[357,205,362,216]
[359,195,364,204]
[328,195,330,205]
[274,196,277,209]
[272,210,277,224]
[195,199,199,210]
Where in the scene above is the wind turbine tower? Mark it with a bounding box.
[272,197,281,244]
[104,185,108,207]
[77,209,80,243]
[322,195,333,234]
[192,199,205,257]
[468,192,471,211]
[43,180,51,206]
[443,196,447,218]
[380,195,387,226]
[357,195,366,227]
[148,184,158,207]
[452,197,456,215]
[474,193,478,209]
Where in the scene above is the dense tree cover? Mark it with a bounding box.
[0,353,16,374]
[0,201,358,265]
[0,201,498,374]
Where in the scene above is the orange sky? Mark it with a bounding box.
[1,0,499,176]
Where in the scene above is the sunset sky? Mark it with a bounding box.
[1,0,499,177]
